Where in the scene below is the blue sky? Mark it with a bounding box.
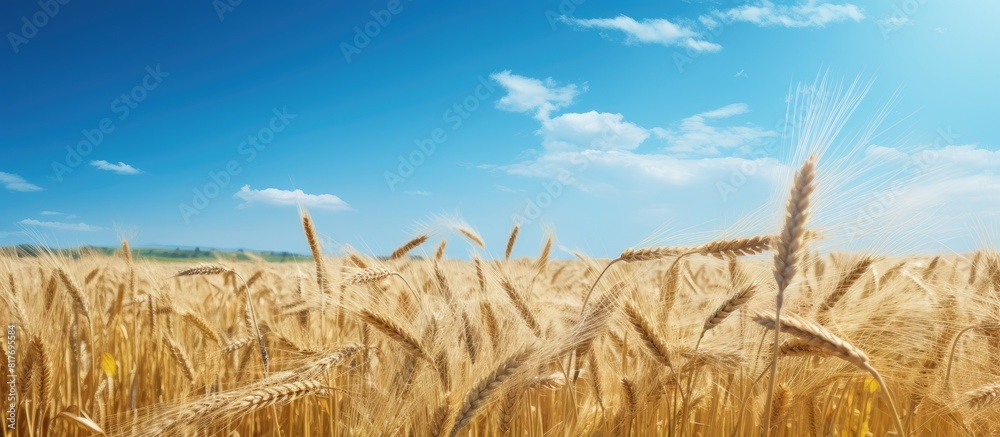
[1,1,998,258]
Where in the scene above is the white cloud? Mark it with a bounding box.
[711,1,865,28]
[699,15,720,29]
[865,144,911,161]
[878,16,909,29]
[836,144,1000,247]
[931,144,1000,167]
[489,73,780,192]
[559,15,721,52]
[19,219,103,232]
[700,103,750,119]
[900,174,1000,210]
[404,190,431,196]
[491,71,582,120]
[234,185,352,211]
[653,103,778,155]
[498,149,785,186]
[494,185,517,193]
[37,210,79,219]
[541,111,650,152]
[0,172,42,192]
[91,160,142,175]
[492,72,654,152]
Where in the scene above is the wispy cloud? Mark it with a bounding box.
[234,185,352,211]
[90,160,143,175]
[492,71,650,153]
[879,16,909,28]
[495,150,784,187]
[836,144,1000,246]
[489,73,782,190]
[0,172,43,192]
[39,210,78,219]
[19,219,103,232]
[652,103,778,155]
[559,15,721,52]
[0,231,23,239]
[542,111,650,152]
[710,1,864,28]
[877,16,910,35]
[491,71,582,120]
[404,190,432,196]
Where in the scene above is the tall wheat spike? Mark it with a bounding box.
[390,234,430,260]
[505,224,520,260]
[764,156,817,433]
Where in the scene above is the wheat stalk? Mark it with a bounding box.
[181,310,222,346]
[434,240,447,261]
[347,267,394,284]
[456,226,485,249]
[700,282,756,343]
[163,336,197,386]
[497,387,524,435]
[505,224,520,260]
[174,264,269,374]
[582,235,772,316]
[358,309,433,363]
[768,383,791,431]
[56,268,92,322]
[965,383,1000,409]
[449,347,534,436]
[623,303,672,368]
[753,311,906,436]
[764,156,817,433]
[389,234,430,260]
[501,278,542,337]
[816,256,874,321]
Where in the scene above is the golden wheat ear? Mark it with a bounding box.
[389,234,430,260]
[764,155,817,433]
[965,383,1000,409]
[174,264,269,374]
[448,346,536,437]
[505,223,520,260]
[752,311,906,436]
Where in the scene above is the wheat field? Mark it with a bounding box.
[3,170,1000,436]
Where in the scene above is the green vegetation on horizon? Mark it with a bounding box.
[0,244,311,262]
